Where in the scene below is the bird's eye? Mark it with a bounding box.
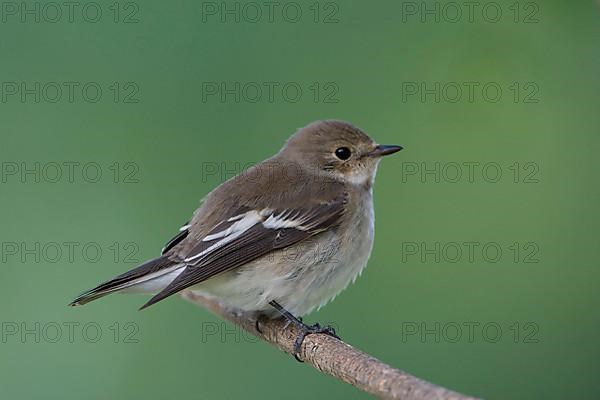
[334,147,352,160]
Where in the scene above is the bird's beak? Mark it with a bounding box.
[370,144,403,157]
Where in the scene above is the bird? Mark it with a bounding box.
[70,120,402,357]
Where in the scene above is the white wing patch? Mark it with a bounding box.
[263,210,310,230]
[227,214,246,222]
[185,210,266,262]
[184,208,311,264]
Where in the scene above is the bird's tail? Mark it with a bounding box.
[69,255,183,306]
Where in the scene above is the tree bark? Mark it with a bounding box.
[181,291,479,400]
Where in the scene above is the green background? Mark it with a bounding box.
[1,0,599,399]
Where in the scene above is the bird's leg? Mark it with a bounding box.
[268,300,340,362]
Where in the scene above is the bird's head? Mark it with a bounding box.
[280,120,402,186]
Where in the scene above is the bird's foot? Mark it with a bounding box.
[267,300,340,362]
[293,322,340,362]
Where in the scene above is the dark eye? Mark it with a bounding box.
[334,147,352,160]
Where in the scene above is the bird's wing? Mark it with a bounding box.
[140,195,347,309]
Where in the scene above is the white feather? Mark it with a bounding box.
[120,264,185,294]
[186,210,264,262]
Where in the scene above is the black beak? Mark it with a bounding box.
[371,144,403,157]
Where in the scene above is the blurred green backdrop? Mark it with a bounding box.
[1,0,599,399]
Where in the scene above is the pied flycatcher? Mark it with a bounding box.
[70,120,402,357]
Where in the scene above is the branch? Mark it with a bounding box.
[181,291,479,400]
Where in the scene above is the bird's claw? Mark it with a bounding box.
[293,323,340,362]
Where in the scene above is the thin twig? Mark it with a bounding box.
[181,291,479,400]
